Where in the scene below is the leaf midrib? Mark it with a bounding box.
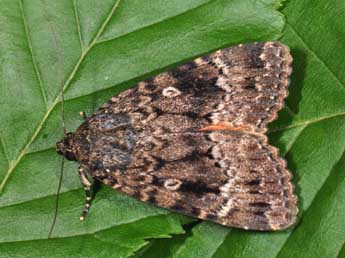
[0,0,122,194]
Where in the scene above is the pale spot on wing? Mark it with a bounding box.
[162,86,182,98]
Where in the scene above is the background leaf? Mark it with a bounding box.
[136,0,345,258]
[0,0,286,257]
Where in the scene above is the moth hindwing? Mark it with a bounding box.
[56,41,297,231]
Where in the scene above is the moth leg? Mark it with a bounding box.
[78,166,94,221]
[79,111,87,120]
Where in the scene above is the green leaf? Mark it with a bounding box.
[171,223,229,258]
[0,0,285,257]
[149,0,345,258]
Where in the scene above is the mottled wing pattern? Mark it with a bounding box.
[73,41,297,230]
[86,132,296,230]
[98,41,292,134]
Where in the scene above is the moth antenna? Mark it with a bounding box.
[48,156,64,238]
[60,76,67,136]
[44,2,66,238]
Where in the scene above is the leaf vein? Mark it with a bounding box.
[95,0,215,45]
[89,0,122,47]
[72,0,84,51]
[336,242,345,258]
[283,124,308,155]
[269,111,345,133]
[0,0,122,194]
[0,134,9,165]
[18,0,48,108]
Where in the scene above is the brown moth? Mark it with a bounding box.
[56,41,298,231]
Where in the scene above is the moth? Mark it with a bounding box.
[56,41,298,231]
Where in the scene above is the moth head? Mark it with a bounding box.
[56,132,77,161]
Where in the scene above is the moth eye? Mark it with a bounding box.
[65,150,76,161]
[164,179,182,191]
[162,87,182,98]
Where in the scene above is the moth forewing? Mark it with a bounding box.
[56,41,297,231]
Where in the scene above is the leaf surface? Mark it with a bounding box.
[0,0,285,257]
